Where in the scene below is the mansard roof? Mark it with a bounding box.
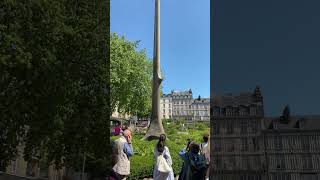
[161,94,172,98]
[212,92,258,107]
[193,98,210,104]
[171,90,192,96]
[264,115,320,130]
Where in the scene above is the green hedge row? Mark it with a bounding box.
[112,121,209,179]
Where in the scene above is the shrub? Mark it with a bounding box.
[110,126,209,179]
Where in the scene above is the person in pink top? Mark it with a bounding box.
[113,122,121,136]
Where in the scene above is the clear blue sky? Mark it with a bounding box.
[214,0,320,116]
[111,0,210,98]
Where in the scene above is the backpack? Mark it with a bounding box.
[186,153,206,180]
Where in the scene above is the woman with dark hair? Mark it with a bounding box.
[178,142,206,180]
[153,134,174,180]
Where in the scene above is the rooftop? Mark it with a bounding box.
[264,115,320,130]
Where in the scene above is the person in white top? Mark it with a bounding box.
[153,134,174,180]
[200,134,210,180]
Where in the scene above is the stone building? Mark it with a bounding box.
[160,89,210,121]
[210,86,320,180]
[191,96,210,121]
[111,106,131,119]
[160,94,173,119]
[263,114,320,180]
[5,144,65,180]
[171,89,193,121]
[211,86,265,180]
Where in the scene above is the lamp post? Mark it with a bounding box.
[144,0,165,140]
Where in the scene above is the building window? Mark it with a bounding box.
[273,122,278,129]
[275,136,281,149]
[213,107,220,116]
[214,139,221,152]
[213,122,219,134]
[250,107,256,116]
[303,155,313,170]
[226,108,232,116]
[248,120,256,133]
[241,138,248,152]
[299,119,305,129]
[240,120,247,134]
[226,122,233,134]
[221,108,226,116]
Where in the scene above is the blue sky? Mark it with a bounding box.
[111,0,210,98]
[214,0,320,116]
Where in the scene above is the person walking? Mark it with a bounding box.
[153,134,174,180]
[112,129,133,180]
[200,135,210,180]
[178,142,206,180]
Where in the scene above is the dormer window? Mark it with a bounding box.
[213,107,220,116]
[273,122,278,129]
[226,107,232,116]
[299,119,304,129]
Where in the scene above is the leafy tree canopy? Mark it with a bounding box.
[0,0,109,174]
[110,33,153,118]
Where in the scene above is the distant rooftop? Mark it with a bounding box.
[171,89,192,96]
[193,98,210,104]
[264,115,320,130]
[212,86,262,107]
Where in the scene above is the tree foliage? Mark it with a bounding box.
[0,0,109,175]
[110,33,153,118]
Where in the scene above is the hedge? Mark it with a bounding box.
[111,121,209,179]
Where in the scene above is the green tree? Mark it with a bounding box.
[110,33,153,118]
[0,0,109,176]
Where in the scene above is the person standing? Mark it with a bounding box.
[153,134,174,180]
[112,129,133,180]
[200,135,210,180]
[178,142,206,180]
[113,122,121,136]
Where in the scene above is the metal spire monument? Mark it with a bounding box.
[144,0,165,140]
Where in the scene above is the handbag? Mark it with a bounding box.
[157,154,172,173]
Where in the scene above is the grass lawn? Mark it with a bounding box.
[111,120,209,180]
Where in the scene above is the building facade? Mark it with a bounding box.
[210,86,320,180]
[160,94,173,119]
[211,86,265,180]
[191,96,210,121]
[5,144,65,180]
[263,115,320,180]
[111,106,131,119]
[160,89,210,121]
[171,89,193,121]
